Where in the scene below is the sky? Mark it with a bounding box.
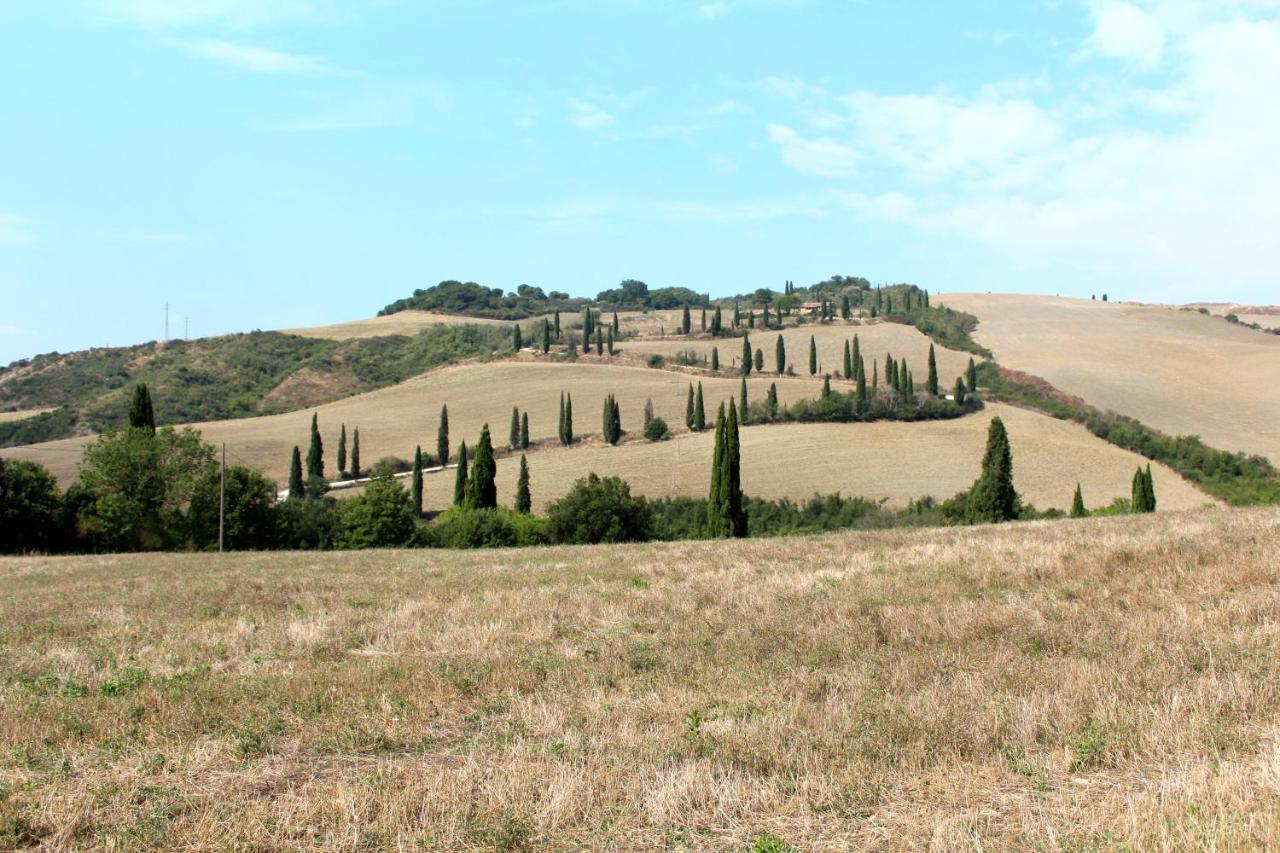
[2,0,1278,363]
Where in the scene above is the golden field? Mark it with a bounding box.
[0,408,51,424]
[2,507,1277,848]
[285,309,686,341]
[939,293,1280,464]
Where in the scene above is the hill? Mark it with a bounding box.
[938,294,1280,465]
[2,507,1276,848]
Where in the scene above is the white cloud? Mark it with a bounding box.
[184,38,344,74]
[90,0,322,31]
[567,98,616,131]
[1086,1,1167,67]
[0,214,32,247]
[767,124,858,178]
[700,2,730,20]
[267,83,453,132]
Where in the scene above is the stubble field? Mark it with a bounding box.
[1,507,1277,848]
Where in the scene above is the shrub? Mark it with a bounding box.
[335,468,417,548]
[374,456,412,474]
[646,353,665,368]
[428,507,547,549]
[643,417,670,442]
[545,473,652,544]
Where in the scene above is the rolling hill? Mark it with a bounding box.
[938,294,1280,464]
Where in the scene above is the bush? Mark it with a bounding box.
[545,473,652,544]
[274,497,340,550]
[643,417,670,442]
[646,353,665,369]
[335,469,417,548]
[375,456,412,474]
[428,507,547,549]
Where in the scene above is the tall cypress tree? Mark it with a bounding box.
[712,305,723,336]
[554,310,561,341]
[775,334,786,375]
[558,392,566,445]
[754,348,764,372]
[128,383,156,433]
[607,326,614,355]
[872,359,878,390]
[694,382,706,431]
[306,413,324,479]
[350,427,361,479]
[739,377,748,424]
[685,383,695,429]
[603,394,620,445]
[767,382,779,418]
[852,335,861,375]
[707,402,727,535]
[595,325,604,356]
[1131,467,1148,512]
[288,446,305,499]
[808,336,817,376]
[821,374,831,398]
[520,412,529,449]
[926,344,939,396]
[741,334,752,375]
[516,454,532,513]
[542,318,552,353]
[509,406,520,449]
[564,393,573,444]
[337,423,347,475]
[886,355,897,392]
[464,425,497,510]
[856,356,868,406]
[726,399,746,537]
[954,376,966,406]
[966,358,978,393]
[968,417,1018,522]
[701,307,707,332]
[1145,464,1157,512]
[513,324,523,351]
[612,311,619,336]
[711,347,720,372]
[843,340,852,379]
[453,441,469,507]
[1070,483,1087,518]
[840,293,851,320]
[682,305,692,335]
[733,300,741,328]
[411,445,424,517]
[437,404,450,467]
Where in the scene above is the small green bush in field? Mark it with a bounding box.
[643,417,670,442]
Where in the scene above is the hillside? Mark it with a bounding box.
[938,294,1280,465]
[2,507,1276,848]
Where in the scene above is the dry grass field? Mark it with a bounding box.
[939,293,1280,464]
[285,309,684,341]
[625,321,974,386]
[6,362,818,485]
[370,402,1209,515]
[0,408,51,424]
[2,507,1277,849]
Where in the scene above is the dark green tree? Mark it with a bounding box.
[128,383,156,434]
[808,335,817,376]
[520,411,530,449]
[954,376,967,406]
[510,406,521,449]
[840,293,851,320]
[822,374,831,398]
[1145,464,1157,512]
[739,377,748,423]
[0,459,62,554]
[1070,483,1087,518]
[351,427,361,479]
[701,306,707,332]
[682,305,692,335]
[559,392,566,444]
[437,404,450,467]
[767,382,779,418]
[564,393,574,444]
[516,454,532,513]
[335,466,416,549]
[926,344,939,396]
[707,402,727,535]
[187,464,277,551]
[546,473,652,544]
[856,356,868,406]
[776,334,786,375]
[967,358,978,393]
[595,324,604,356]
[288,446,305,499]
[411,445,424,517]
[306,413,324,479]
[603,393,622,445]
[711,347,720,372]
[612,311,620,336]
[337,423,347,475]
[967,416,1019,523]
[513,324,523,351]
[554,310,561,340]
[685,383,695,429]
[754,348,764,372]
[607,326,614,355]
[464,425,497,510]
[542,317,552,353]
[843,340,852,379]
[741,334,752,375]
[712,305,723,335]
[453,441,469,506]
[694,382,706,431]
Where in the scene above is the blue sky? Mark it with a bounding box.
[2,1,1278,363]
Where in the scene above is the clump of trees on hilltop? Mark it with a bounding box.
[379,279,708,320]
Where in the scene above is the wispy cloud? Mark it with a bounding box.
[699,2,730,20]
[266,82,453,132]
[1082,1,1167,68]
[567,97,615,131]
[767,124,858,178]
[0,324,29,336]
[0,214,32,247]
[90,0,324,32]
[184,38,347,75]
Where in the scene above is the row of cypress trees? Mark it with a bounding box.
[706,399,746,537]
[509,406,530,450]
[288,414,360,498]
[602,394,622,445]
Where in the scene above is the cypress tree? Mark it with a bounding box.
[337,423,347,475]
[288,446,305,499]
[350,427,360,479]
[840,293,851,320]
[411,445,424,517]
[954,376,966,406]
[966,358,978,393]
[1131,466,1148,512]
[612,311,619,336]
[872,359,878,390]
[886,355,897,392]
[453,441,469,507]
[694,382,706,431]
[725,399,746,537]
[926,344,939,396]
[682,304,692,335]
[701,307,707,332]
[128,383,156,433]
[843,340,852,379]
[1145,464,1157,512]
[775,334,786,375]
[685,384,695,429]
[595,325,603,356]
[754,348,763,372]
[306,413,324,479]
[733,301,741,328]
[748,312,755,329]
[437,404,450,467]
[513,324,523,351]
[852,335,861,373]
[739,377,748,424]
[808,335,817,376]
[707,402,727,535]
[464,425,497,510]
[856,356,867,406]
[607,326,614,355]
[510,406,520,449]
[711,347,720,372]
[558,392,566,445]
[542,318,552,353]
[822,374,831,398]
[968,417,1018,522]
[516,454,532,513]
[520,411,529,449]
[554,310,561,341]
[767,382,779,418]
[603,394,619,445]
[583,307,594,345]
[712,305,723,336]
[1070,483,1087,518]
[742,334,752,375]
[564,393,574,444]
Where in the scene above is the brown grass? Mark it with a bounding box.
[939,293,1280,464]
[2,508,1277,848]
[284,309,685,341]
[371,402,1210,514]
[0,408,52,424]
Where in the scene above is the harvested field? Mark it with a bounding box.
[284,310,516,339]
[2,508,1277,848]
[939,293,1280,464]
[6,361,818,485]
[624,321,974,387]
[0,408,52,423]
